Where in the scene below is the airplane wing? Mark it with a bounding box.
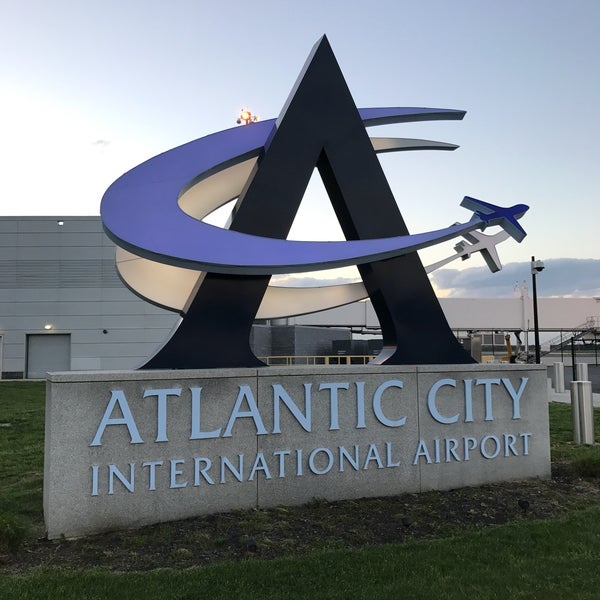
[460,229,509,273]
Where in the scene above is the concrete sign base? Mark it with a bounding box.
[44,364,550,539]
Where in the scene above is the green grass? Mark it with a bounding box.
[549,401,600,475]
[0,382,45,521]
[1,506,600,599]
[1,384,600,598]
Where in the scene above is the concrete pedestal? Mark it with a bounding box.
[44,364,550,539]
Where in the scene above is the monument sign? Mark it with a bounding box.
[44,37,549,539]
[45,364,549,539]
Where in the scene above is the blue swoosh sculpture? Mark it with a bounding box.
[101,108,527,275]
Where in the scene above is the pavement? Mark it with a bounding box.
[546,378,600,407]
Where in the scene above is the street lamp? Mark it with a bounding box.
[236,109,259,125]
[531,256,545,363]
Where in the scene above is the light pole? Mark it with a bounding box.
[531,256,545,364]
[236,109,259,125]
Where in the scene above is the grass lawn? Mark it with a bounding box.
[1,381,599,599]
[1,506,600,599]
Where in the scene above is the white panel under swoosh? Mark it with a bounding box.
[116,138,466,317]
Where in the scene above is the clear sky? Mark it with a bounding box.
[1,0,599,295]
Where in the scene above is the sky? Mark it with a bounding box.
[1,0,599,297]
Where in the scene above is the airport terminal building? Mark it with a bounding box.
[1,216,598,378]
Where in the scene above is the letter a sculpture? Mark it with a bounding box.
[101,36,528,368]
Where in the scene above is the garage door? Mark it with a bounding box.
[26,334,71,379]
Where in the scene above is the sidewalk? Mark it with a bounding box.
[547,379,600,407]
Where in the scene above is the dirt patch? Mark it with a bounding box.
[2,462,599,574]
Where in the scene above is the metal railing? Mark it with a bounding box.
[259,355,377,366]
[542,318,599,353]
[527,317,600,364]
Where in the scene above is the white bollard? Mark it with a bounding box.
[571,382,581,444]
[570,381,595,445]
[576,362,589,382]
[553,362,565,393]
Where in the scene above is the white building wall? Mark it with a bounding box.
[0,217,178,377]
[293,295,600,333]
